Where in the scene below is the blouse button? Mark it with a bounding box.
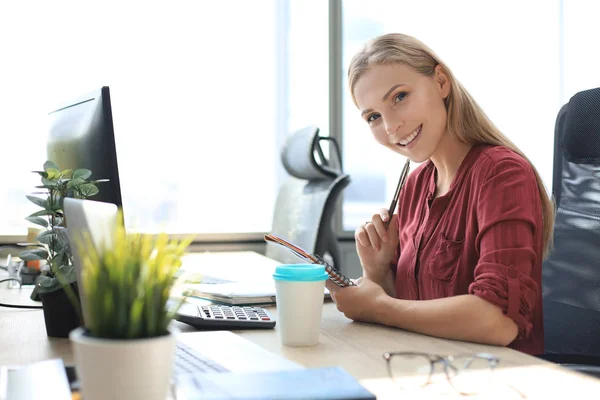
[508,268,519,279]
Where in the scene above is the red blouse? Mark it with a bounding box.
[394,144,544,355]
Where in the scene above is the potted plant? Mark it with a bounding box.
[19,160,108,337]
[69,214,192,400]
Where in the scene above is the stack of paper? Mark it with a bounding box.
[183,282,278,305]
[183,282,331,306]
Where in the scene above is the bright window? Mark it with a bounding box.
[0,1,329,237]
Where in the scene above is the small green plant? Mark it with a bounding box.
[20,160,108,300]
[76,215,193,338]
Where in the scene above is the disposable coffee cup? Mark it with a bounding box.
[273,264,328,346]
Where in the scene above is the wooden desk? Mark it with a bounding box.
[2,272,600,398]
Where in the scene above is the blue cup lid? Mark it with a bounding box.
[273,264,329,282]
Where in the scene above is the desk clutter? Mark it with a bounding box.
[0,357,376,400]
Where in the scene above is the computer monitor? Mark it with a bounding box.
[47,86,122,207]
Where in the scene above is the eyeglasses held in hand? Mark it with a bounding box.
[383,351,501,395]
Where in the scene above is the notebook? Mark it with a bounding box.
[183,282,330,306]
[176,366,376,400]
[183,282,278,305]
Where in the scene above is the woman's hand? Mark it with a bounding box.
[326,278,389,323]
[355,209,399,287]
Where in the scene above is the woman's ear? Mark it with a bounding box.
[434,64,451,99]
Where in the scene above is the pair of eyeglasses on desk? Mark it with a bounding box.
[383,351,527,398]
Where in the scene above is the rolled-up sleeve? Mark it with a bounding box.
[468,157,542,339]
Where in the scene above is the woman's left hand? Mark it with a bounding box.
[326,277,389,323]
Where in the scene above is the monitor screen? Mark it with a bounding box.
[47,86,122,208]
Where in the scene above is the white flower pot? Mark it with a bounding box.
[70,326,176,400]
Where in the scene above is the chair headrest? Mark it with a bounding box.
[563,87,600,164]
[281,126,342,180]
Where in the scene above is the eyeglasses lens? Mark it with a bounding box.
[446,355,494,395]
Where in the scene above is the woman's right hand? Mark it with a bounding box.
[355,209,399,282]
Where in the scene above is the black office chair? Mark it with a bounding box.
[265,126,350,270]
[540,87,600,378]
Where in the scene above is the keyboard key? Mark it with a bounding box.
[173,342,230,378]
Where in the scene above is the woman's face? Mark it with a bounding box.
[353,63,450,163]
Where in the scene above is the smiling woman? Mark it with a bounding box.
[326,33,555,356]
[339,0,600,234]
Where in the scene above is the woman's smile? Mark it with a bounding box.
[395,124,422,148]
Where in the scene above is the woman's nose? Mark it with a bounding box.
[384,116,404,136]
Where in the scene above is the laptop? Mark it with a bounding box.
[63,198,301,378]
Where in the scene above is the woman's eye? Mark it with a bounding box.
[366,113,381,123]
[394,91,407,103]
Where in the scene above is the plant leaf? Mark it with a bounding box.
[25,216,48,228]
[60,169,72,178]
[51,247,69,272]
[46,168,61,180]
[67,178,86,189]
[55,227,70,249]
[72,169,92,180]
[35,230,56,245]
[43,160,59,172]
[36,275,62,294]
[78,183,99,197]
[56,264,77,285]
[28,209,54,218]
[17,242,46,248]
[41,178,57,187]
[26,195,47,208]
[19,248,49,261]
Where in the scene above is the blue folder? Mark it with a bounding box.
[177,366,376,400]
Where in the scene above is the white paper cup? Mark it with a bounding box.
[273,264,328,346]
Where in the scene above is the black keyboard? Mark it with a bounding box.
[175,303,276,330]
[173,341,230,377]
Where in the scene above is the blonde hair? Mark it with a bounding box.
[348,33,554,257]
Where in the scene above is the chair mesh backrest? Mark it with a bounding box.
[266,126,350,267]
[542,87,600,356]
[266,175,349,265]
[280,125,341,180]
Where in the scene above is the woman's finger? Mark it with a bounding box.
[365,220,381,251]
[325,279,338,293]
[355,225,371,248]
[372,211,388,243]
[380,208,390,223]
